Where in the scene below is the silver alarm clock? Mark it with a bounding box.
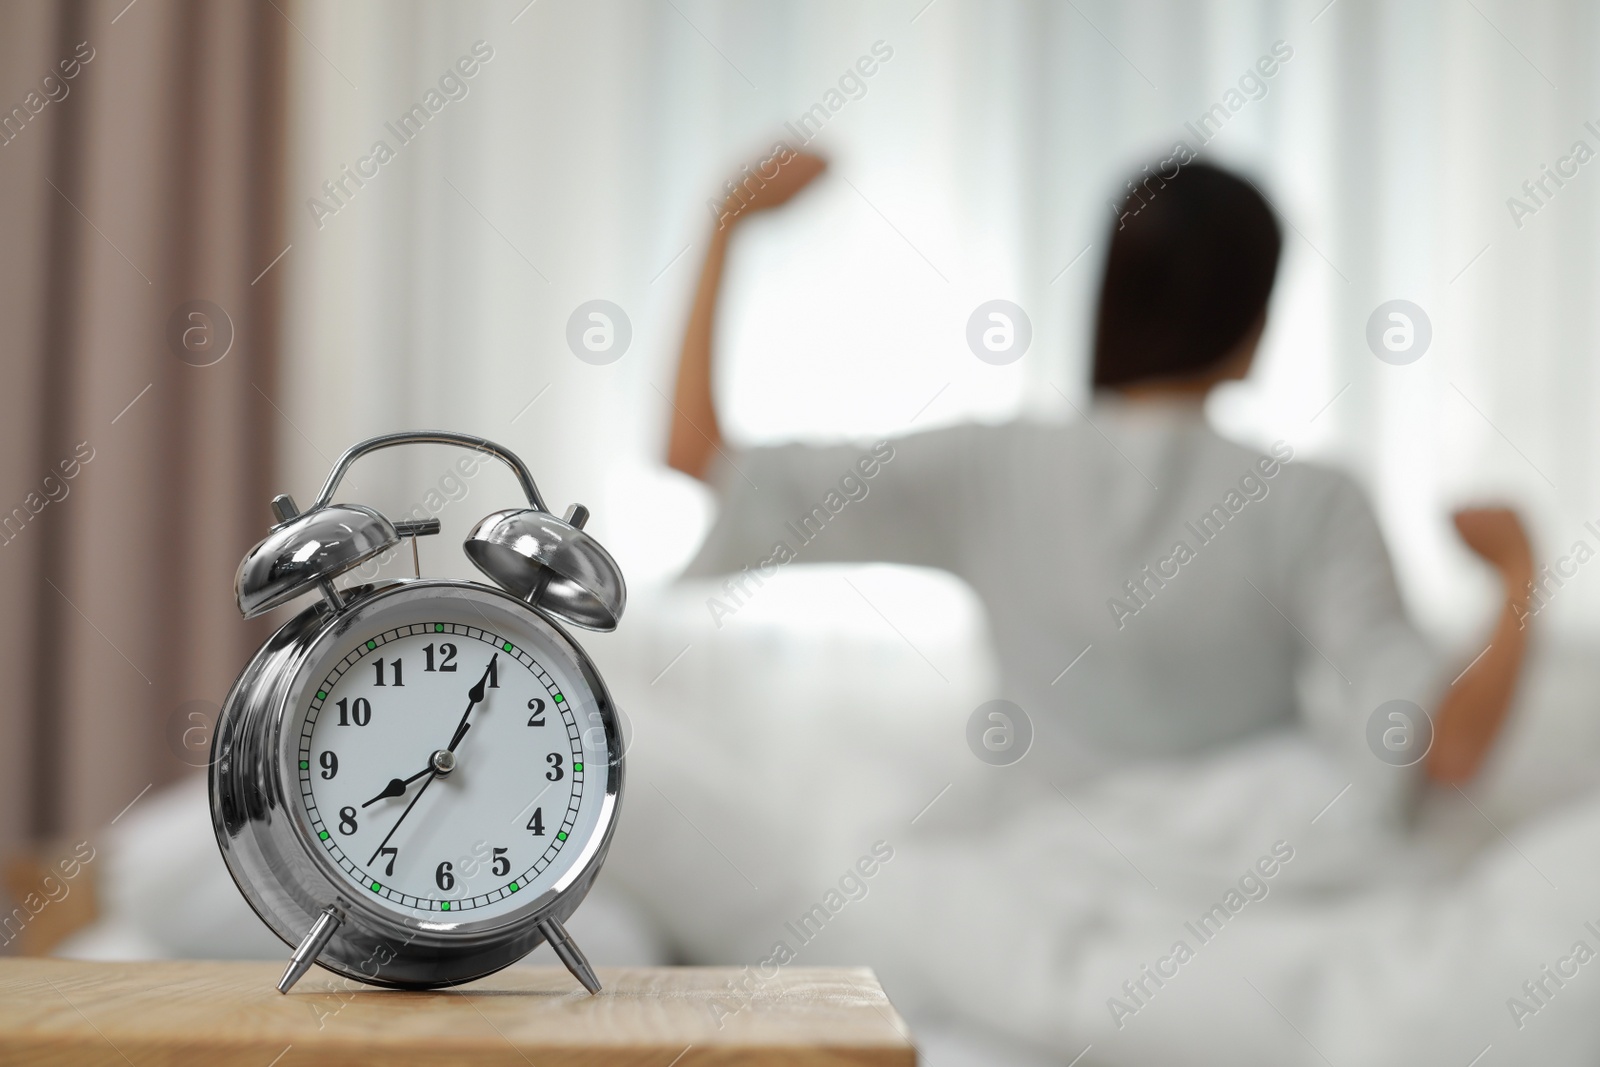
[211,431,625,995]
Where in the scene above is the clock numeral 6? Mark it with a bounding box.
[436,861,455,892]
[527,698,545,727]
[335,697,372,727]
[546,752,563,781]
[492,847,510,877]
[338,806,357,835]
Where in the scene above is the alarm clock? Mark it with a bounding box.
[210,431,626,996]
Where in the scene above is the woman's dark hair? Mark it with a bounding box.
[1091,161,1281,388]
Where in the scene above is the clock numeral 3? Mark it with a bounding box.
[546,753,564,781]
[436,861,455,892]
[338,806,358,835]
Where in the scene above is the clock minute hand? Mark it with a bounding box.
[447,653,498,753]
[359,656,497,870]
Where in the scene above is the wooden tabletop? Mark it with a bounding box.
[0,960,916,1066]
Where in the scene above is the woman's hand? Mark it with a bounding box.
[1452,507,1533,591]
[718,149,828,225]
[1428,506,1535,784]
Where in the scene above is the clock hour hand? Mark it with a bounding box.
[363,657,492,808]
[447,653,497,753]
[361,765,433,808]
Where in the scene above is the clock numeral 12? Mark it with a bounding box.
[423,643,457,672]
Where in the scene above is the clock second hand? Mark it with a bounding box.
[367,764,439,867]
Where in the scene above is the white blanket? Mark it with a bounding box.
[598,568,1600,1065]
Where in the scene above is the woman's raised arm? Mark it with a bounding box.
[666,147,827,481]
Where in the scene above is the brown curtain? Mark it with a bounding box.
[0,0,286,874]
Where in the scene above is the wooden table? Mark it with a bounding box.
[0,960,916,1065]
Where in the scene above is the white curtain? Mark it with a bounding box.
[279,0,1600,644]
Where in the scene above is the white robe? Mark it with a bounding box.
[688,399,1444,825]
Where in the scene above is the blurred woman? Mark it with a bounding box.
[667,148,1532,812]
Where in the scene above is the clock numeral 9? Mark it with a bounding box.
[319,751,338,779]
[526,807,544,836]
[335,697,372,727]
[372,658,404,687]
[436,861,455,892]
[546,753,563,781]
[423,643,457,672]
[527,698,545,727]
[338,806,357,835]
[492,847,510,877]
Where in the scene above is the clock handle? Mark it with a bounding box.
[309,431,549,513]
[277,904,345,994]
[536,916,602,995]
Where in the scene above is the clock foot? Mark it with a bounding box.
[536,916,601,994]
[278,905,344,994]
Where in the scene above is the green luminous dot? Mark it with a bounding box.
[435,623,444,632]
[556,831,568,841]
[299,760,309,770]
[509,882,520,893]
[554,694,564,704]
[318,830,329,840]
[502,642,514,653]
[441,901,451,912]
[573,762,583,772]
[366,640,376,650]
[315,690,327,701]
[370,881,382,892]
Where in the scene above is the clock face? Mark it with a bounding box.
[290,607,613,924]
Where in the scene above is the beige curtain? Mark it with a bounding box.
[0,0,286,876]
